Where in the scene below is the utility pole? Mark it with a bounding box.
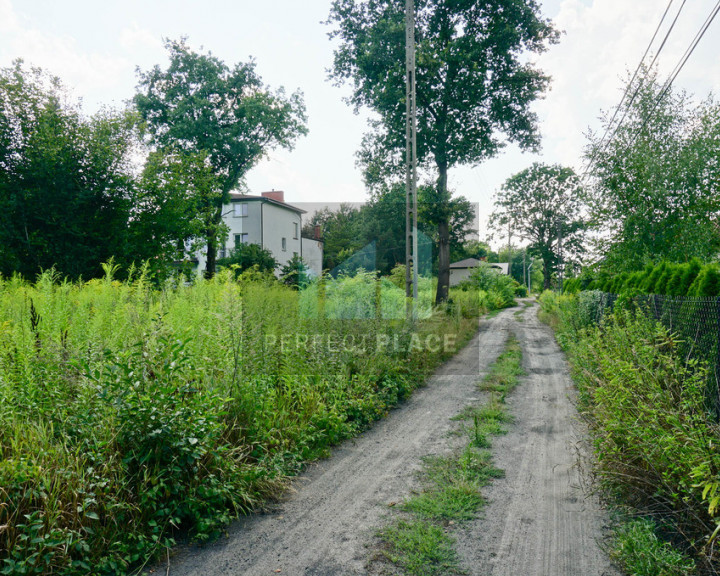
[557,219,563,293]
[507,222,512,259]
[528,261,533,294]
[405,0,418,319]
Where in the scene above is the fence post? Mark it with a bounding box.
[715,296,720,416]
[375,274,382,320]
[653,294,659,321]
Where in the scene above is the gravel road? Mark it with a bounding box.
[162,301,618,576]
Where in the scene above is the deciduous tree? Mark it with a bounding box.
[327,0,558,303]
[0,61,137,279]
[490,163,585,289]
[586,69,720,270]
[135,39,308,278]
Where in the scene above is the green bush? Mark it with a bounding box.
[688,265,720,297]
[680,259,703,296]
[544,300,720,570]
[217,243,278,276]
[469,264,516,308]
[0,268,480,574]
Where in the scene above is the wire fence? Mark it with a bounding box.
[583,291,720,415]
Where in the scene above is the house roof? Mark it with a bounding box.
[449,259,510,275]
[450,258,482,269]
[228,193,306,214]
[491,263,509,274]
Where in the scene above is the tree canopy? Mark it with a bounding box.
[327,0,558,302]
[586,68,720,271]
[0,62,138,280]
[304,185,476,276]
[135,39,308,277]
[490,163,586,289]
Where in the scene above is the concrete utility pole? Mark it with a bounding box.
[405,0,419,319]
[528,261,533,294]
[557,219,564,293]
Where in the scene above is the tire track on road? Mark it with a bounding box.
[455,301,619,576]
[163,310,513,576]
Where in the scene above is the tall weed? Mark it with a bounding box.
[0,269,481,574]
[543,296,720,572]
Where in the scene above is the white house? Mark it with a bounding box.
[195,190,324,277]
[449,258,510,286]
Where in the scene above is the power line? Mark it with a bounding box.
[581,0,687,180]
[627,0,720,148]
[656,0,720,108]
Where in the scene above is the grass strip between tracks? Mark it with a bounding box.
[371,334,524,575]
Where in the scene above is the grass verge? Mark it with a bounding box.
[538,290,714,574]
[371,334,523,575]
[611,517,696,576]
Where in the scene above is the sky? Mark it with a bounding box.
[1,0,720,246]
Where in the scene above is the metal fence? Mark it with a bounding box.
[584,292,720,415]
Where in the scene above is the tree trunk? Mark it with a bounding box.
[204,203,224,279]
[542,255,552,290]
[435,163,450,305]
[204,235,217,280]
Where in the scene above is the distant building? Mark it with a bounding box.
[449,258,510,286]
[195,190,323,277]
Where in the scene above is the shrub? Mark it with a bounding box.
[469,264,515,308]
[679,259,703,296]
[551,304,720,570]
[280,254,312,289]
[217,243,278,276]
[688,265,720,297]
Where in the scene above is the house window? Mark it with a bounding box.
[282,237,287,251]
[234,203,248,217]
[293,222,299,239]
[234,233,248,248]
[219,243,227,259]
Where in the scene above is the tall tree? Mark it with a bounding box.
[0,61,137,280]
[586,69,720,270]
[327,0,558,303]
[134,39,308,278]
[130,148,223,279]
[490,163,585,289]
[304,203,366,271]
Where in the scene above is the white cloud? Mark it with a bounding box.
[119,22,162,54]
[0,0,18,33]
[0,1,157,112]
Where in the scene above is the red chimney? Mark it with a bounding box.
[314,225,322,240]
[261,190,285,203]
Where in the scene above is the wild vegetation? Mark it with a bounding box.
[0,266,514,574]
[539,291,719,574]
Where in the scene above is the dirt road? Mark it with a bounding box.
[164,302,618,575]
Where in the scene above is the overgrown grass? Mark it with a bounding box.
[378,520,461,576]
[0,268,495,575]
[539,291,720,574]
[478,337,523,399]
[611,518,696,576]
[373,335,522,575]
